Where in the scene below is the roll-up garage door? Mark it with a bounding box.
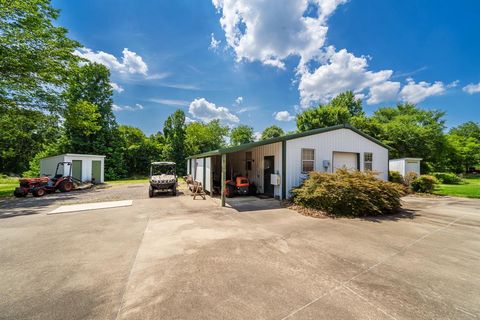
[333,152,358,172]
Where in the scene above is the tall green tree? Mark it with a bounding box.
[296,91,364,132]
[371,103,448,172]
[449,121,480,141]
[185,120,229,156]
[64,63,126,179]
[162,110,187,174]
[230,125,254,146]
[118,125,163,176]
[446,134,480,173]
[0,0,80,111]
[0,106,61,174]
[261,125,284,140]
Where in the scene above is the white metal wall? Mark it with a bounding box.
[285,128,389,197]
[205,157,212,192]
[389,159,404,176]
[40,155,105,182]
[195,158,205,185]
[64,155,105,183]
[389,159,420,176]
[40,155,65,177]
[227,142,282,197]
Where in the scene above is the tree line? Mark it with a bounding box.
[1,1,479,180]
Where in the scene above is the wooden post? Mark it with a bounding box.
[221,153,226,207]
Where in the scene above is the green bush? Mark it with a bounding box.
[291,169,405,217]
[410,175,438,193]
[389,171,404,184]
[432,172,462,184]
[403,172,419,187]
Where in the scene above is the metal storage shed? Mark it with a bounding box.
[40,154,106,183]
[186,124,391,207]
[389,158,422,177]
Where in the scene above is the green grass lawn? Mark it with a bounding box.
[0,177,19,198]
[435,175,480,199]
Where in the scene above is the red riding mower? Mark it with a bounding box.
[14,162,75,197]
[224,176,256,198]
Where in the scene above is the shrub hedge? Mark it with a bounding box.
[432,172,462,184]
[410,175,438,193]
[291,169,405,217]
[388,171,404,184]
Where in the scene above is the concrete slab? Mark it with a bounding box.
[0,187,479,320]
[49,200,133,214]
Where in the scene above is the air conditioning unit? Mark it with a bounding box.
[270,174,281,185]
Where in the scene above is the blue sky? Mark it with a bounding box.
[53,0,480,135]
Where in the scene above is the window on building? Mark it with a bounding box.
[364,152,373,171]
[302,148,315,173]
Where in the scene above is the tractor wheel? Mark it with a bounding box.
[59,181,73,193]
[33,188,46,197]
[148,186,154,198]
[14,188,27,198]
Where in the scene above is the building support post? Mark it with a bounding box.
[221,153,226,207]
[282,141,286,200]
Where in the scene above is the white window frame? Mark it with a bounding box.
[364,152,373,171]
[301,148,315,173]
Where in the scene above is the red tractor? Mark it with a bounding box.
[225,176,256,198]
[14,162,75,197]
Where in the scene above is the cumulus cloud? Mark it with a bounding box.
[399,78,446,104]
[110,82,124,93]
[213,0,452,107]
[298,47,393,106]
[210,33,221,51]
[274,110,295,121]
[463,82,480,94]
[367,81,401,105]
[74,47,148,75]
[212,0,346,67]
[112,103,144,112]
[189,98,239,123]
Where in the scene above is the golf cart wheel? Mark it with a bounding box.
[172,186,177,196]
[148,186,154,198]
[13,188,27,198]
[32,188,46,197]
[59,181,73,192]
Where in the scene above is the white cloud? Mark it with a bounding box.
[74,47,148,75]
[210,33,221,51]
[367,81,400,104]
[447,80,459,88]
[149,98,189,106]
[112,103,144,112]
[399,78,446,104]
[185,116,197,124]
[298,47,393,106]
[213,0,452,107]
[189,98,239,123]
[235,96,243,104]
[212,0,347,67]
[274,110,295,121]
[253,131,262,141]
[110,82,124,93]
[463,82,480,94]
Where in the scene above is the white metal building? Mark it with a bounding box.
[40,154,105,183]
[389,158,422,177]
[186,124,390,206]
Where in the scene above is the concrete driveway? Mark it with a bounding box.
[0,185,479,319]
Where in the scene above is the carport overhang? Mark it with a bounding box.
[187,124,392,207]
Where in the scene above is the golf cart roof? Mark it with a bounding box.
[151,162,176,165]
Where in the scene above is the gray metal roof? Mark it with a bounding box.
[187,124,391,159]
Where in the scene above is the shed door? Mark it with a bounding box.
[92,160,101,183]
[333,152,358,172]
[405,160,419,175]
[72,160,82,181]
